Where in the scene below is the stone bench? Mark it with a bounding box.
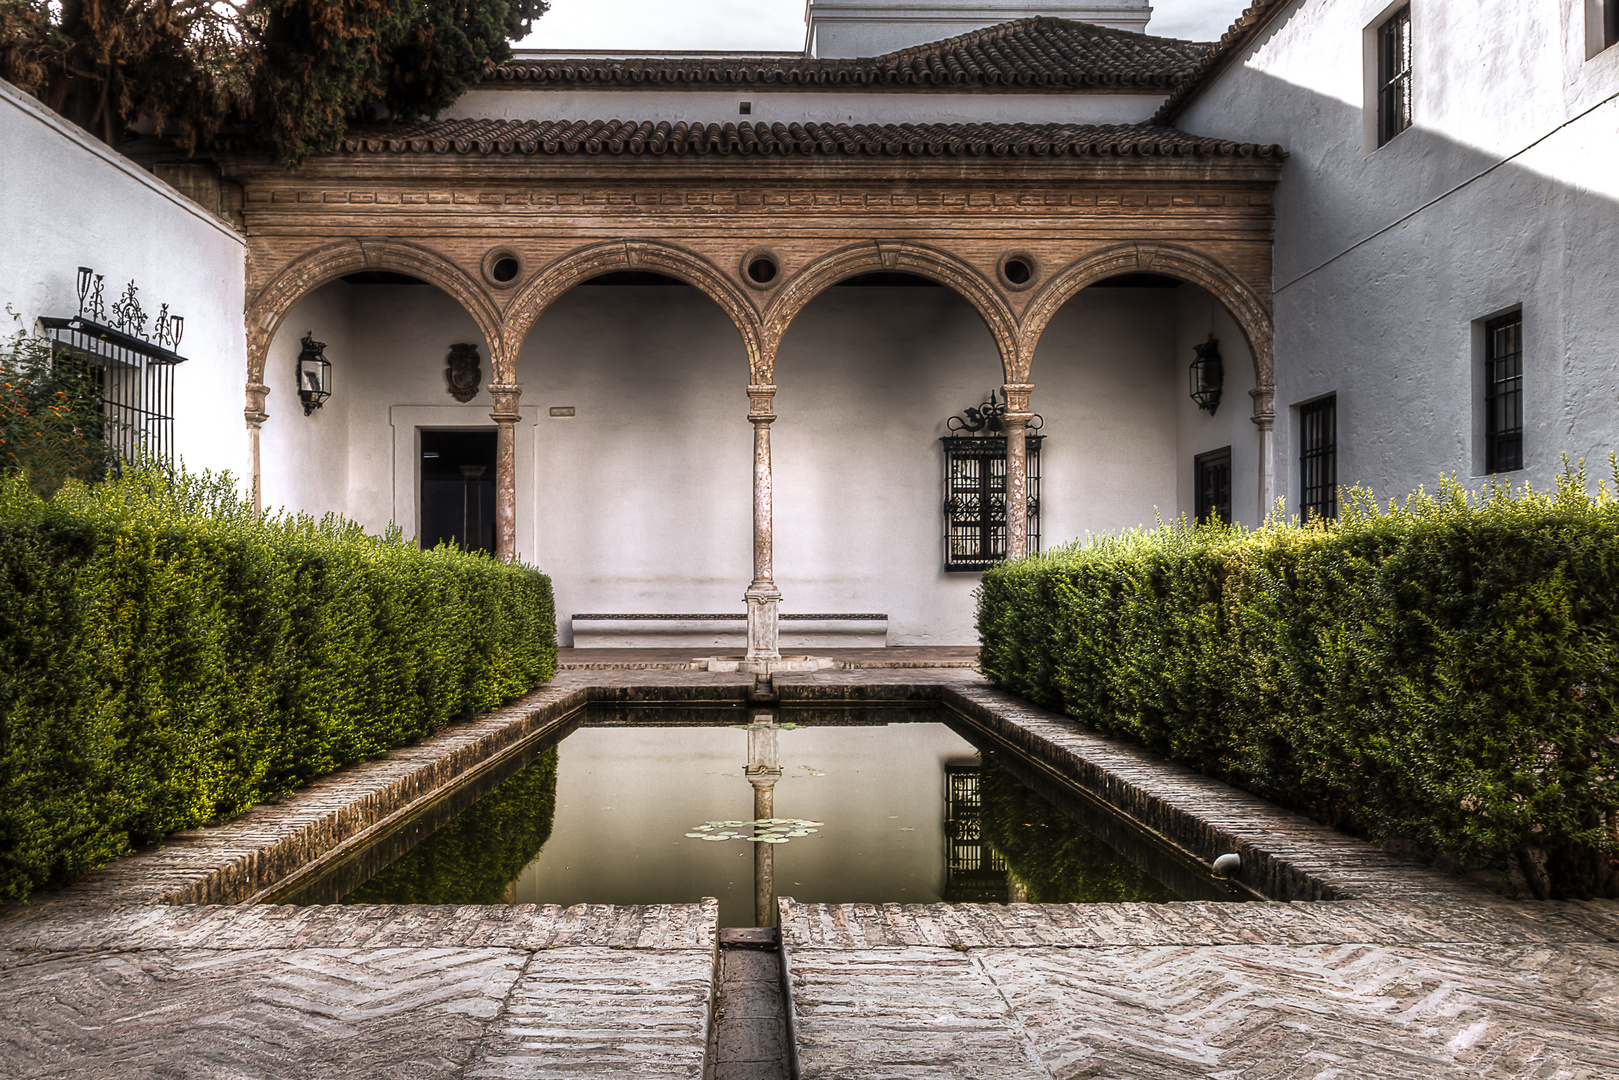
[569,612,888,649]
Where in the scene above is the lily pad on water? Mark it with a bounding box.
[687,817,826,846]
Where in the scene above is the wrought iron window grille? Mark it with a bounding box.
[1376,5,1413,147]
[1484,312,1523,473]
[36,267,187,467]
[1299,395,1338,523]
[941,391,1043,572]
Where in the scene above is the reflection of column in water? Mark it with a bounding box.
[745,710,782,927]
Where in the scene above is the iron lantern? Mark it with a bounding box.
[1189,334,1224,414]
[297,332,332,415]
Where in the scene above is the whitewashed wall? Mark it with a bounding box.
[1177,0,1619,507]
[271,279,1230,644]
[0,78,246,479]
[450,86,1165,126]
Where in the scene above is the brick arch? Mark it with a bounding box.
[1019,242,1275,416]
[502,239,765,384]
[762,241,1019,385]
[244,239,501,405]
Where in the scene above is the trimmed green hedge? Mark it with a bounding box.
[0,468,556,901]
[978,469,1619,899]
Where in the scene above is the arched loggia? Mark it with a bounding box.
[242,239,501,521]
[1017,241,1279,522]
[763,240,1020,385]
[1019,241,1275,412]
[503,239,766,384]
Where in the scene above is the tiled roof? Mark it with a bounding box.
[1153,1,1291,124]
[487,18,1211,91]
[338,119,1284,160]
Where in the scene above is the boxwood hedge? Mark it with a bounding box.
[0,467,556,901]
[978,467,1619,899]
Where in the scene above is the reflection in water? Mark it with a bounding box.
[943,761,1010,903]
[344,748,558,905]
[978,756,1176,904]
[281,705,1241,923]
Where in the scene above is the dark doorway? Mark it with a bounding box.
[1194,446,1232,525]
[420,429,497,553]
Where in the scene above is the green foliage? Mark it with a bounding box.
[345,747,556,904]
[1,0,547,164]
[0,328,114,497]
[0,465,555,901]
[978,467,1619,898]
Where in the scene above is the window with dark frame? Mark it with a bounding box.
[1376,5,1413,147]
[1194,447,1232,525]
[1300,396,1338,522]
[1484,312,1524,473]
[941,432,1041,572]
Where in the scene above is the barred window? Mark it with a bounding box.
[941,433,1041,571]
[39,318,180,467]
[1484,312,1524,473]
[1300,396,1338,522]
[1194,446,1232,525]
[1377,5,1413,146]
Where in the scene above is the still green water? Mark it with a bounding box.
[275,704,1244,924]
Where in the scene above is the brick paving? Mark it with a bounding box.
[1,661,1615,1077]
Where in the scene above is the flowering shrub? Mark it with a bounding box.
[978,466,1619,898]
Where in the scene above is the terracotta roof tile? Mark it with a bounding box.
[488,18,1211,91]
[339,118,1284,160]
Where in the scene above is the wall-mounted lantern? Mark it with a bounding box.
[1189,334,1224,414]
[297,332,332,415]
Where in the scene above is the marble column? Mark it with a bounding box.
[1252,385,1276,519]
[245,381,268,518]
[745,384,781,660]
[746,713,782,927]
[1002,382,1033,561]
[490,382,521,562]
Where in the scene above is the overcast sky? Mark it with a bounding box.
[518,1,1251,51]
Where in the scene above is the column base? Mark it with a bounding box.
[744,585,782,661]
[701,655,835,674]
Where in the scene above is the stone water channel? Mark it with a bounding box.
[3,666,1617,1078]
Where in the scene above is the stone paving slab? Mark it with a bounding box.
[0,901,717,953]
[467,948,713,1079]
[0,946,526,1079]
[0,902,718,1080]
[787,941,1619,1079]
[778,899,1615,951]
[789,947,1049,1080]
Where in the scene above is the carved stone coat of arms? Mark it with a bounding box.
[446,343,482,403]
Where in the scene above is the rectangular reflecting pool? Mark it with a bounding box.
[269,704,1250,925]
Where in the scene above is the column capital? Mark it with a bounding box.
[489,382,522,423]
[1249,385,1276,427]
[244,382,269,426]
[748,383,777,421]
[1001,382,1033,413]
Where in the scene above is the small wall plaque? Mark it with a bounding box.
[549,406,576,417]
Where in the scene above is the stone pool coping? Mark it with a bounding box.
[1,664,1550,915]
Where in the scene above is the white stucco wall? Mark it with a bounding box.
[451,87,1166,126]
[271,278,1235,644]
[0,78,246,479]
[1177,0,1619,506]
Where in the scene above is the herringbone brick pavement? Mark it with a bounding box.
[0,903,717,1080]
